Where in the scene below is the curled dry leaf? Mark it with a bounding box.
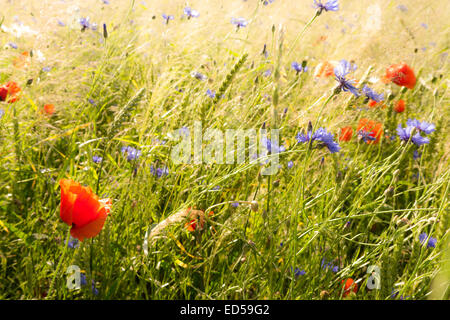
[145,208,212,247]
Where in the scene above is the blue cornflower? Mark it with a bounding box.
[88,98,97,106]
[103,0,110,4]
[212,186,221,191]
[263,69,272,77]
[396,124,430,146]
[231,17,248,29]
[162,14,174,24]
[420,23,428,29]
[0,109,5,119]
[313,0,339,14]
[391,289,406,299]
[419,232,428,244]
[66,237,79,249]
[92,280,99,295]
[121,146,142,161]
[413,150,421,160]
[263,0,275,5]
[8,42,18,49]
[391,289,398,299]
[57,19,66,27]
[296,127,341,153]
[42,66,52,72]
[293,267,306,277]
[191,71,207,81]
[231,202,239,208]
[362,85,384,102]
[206,89,216,98]
[92,155,103,163]
[291,61,308,74]
[262,137,285,154]
[406,119,435,135]
[321,258,331,270]
[179,126,190,137]
[79,17,91,30]
[296,129,313,144]
[427,237,437,248]
[150,165,169,178]
[334,60,360,97]
[321,258,339,272]
[419,233,437,248]
[80,273,87,286]
[287,161,294,169]
[184,7,199,19]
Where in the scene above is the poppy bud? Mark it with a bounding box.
[103,23,108,39]
[384,186,394,197]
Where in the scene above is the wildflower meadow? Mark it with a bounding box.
[0,0,449,302]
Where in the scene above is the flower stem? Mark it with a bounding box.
[286,12,319,59]
[288,91,335,298]
[47,229,71,299]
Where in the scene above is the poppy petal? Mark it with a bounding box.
[59,179,78,225]
[71,209,108,242]
[71,186,102,227]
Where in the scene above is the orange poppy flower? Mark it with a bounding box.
[339,126,353,142]
[184,208,213,232]
[383,62,416,89]
[0,81,21,103]
[42,104,55,115]
[394,99,405,113]
[13,51,31,69]
[368,100,378,108]
[314,61,336,78]
[357,118,383,144]
[59,179,111,241]
[341,278,358,297]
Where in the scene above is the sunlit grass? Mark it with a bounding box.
[0,0,448,300]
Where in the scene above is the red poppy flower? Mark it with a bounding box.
[384,62,416,89]
[368,100,386,109]
[339,126,353,142]
[42,104,55,115]
[0,81,21,103]
[368,100,378,108]
[341,278,358,297]
[357,118,383,144]
[184,208,213,232]
[314,61,336,78]
[59,179,111,241]
[394,99,406,113]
